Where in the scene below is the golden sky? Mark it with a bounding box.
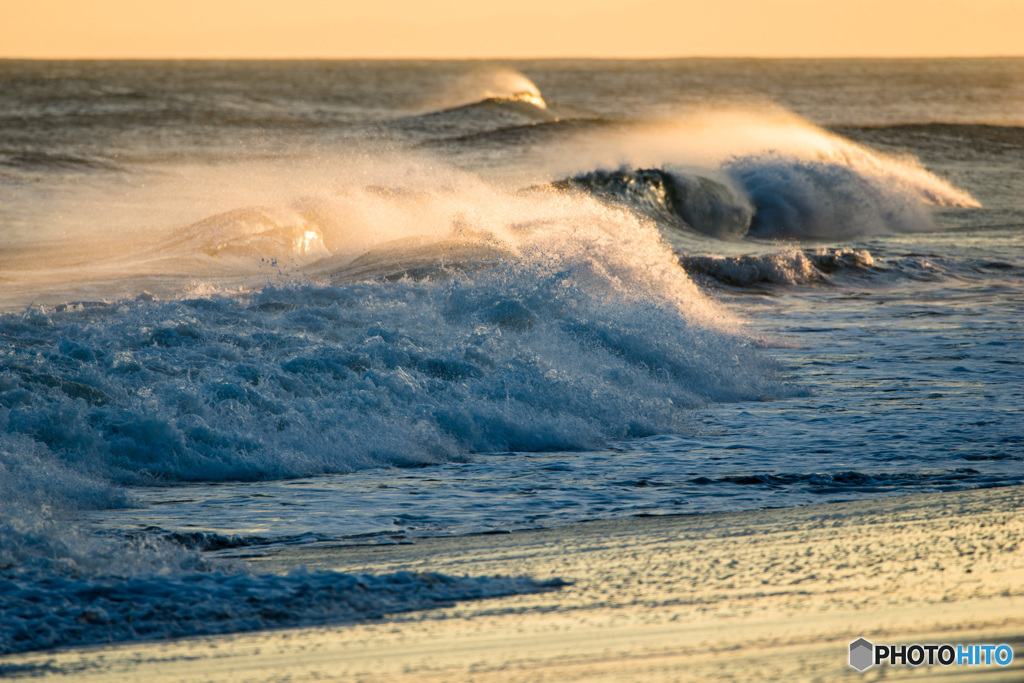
[2,0,1022,59]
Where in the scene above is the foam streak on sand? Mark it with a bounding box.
[3,486,1021,681]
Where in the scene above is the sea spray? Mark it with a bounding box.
[525,108,979,240]
[1,176,784,486]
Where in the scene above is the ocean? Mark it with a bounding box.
[1,58,1022,655]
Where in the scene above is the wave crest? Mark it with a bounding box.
[435,67,547,111]
[683,248,876,287]
[547,108,979,241]
[560,168,753,240]
[0,169,790,486]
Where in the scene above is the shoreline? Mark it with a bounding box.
[3,485,1022,681]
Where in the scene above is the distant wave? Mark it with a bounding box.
[693,467,996,493]
[534,106,982,241]
[413,95,555,123]
[419,118,616,148]
[392,96,557,142]
[393,70,558,141]
[424,67,549,112]
[562,145,978,241]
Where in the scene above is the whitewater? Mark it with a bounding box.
[0,59,1022,656]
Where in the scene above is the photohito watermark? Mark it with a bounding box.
[849,637,1014,671]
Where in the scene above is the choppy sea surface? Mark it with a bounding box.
[1,59,1022,655]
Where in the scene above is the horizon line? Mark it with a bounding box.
[4,54,1024,61]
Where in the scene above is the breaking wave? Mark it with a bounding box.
[529,106,982,241]
[562,148,978,242]
[558,168,753,240]
[0,242,781,488]
[0,160,795,654]
[682,248,877,287]
[0,163,792,656]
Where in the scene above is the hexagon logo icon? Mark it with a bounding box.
[850,637,874,671]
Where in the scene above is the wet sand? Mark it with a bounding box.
[3,485,1022,681]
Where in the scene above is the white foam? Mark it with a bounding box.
[0,149,793,658]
